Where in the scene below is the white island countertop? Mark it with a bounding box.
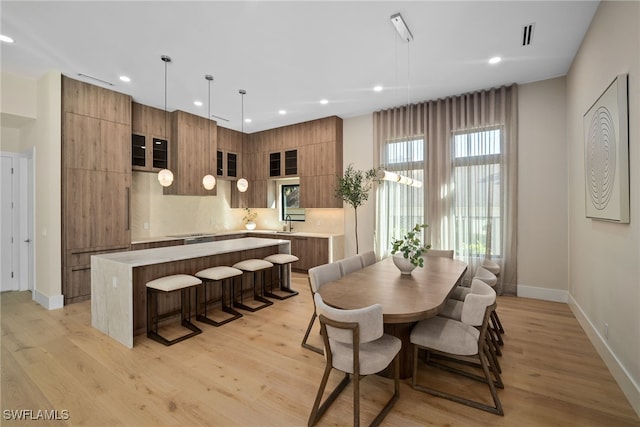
[103,237,291,267]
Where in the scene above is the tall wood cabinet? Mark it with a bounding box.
[62,76,132,304]
[162,110,217,196]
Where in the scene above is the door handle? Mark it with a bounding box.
[24,239,31,243]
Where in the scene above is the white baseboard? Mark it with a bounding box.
[517,284,569,303]
[33,289,64,310]
[568,295,640,418]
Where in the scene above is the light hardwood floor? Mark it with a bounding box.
[1,273,638,426]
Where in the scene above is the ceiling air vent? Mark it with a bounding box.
[522,23,535,46]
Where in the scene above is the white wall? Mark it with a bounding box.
[0,71,62,309]
[567,1,640,414]
[566,1,639,415]
[517,77,569,302]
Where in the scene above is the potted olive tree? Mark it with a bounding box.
[335,164,378,253]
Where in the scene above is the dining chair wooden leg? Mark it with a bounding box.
[492,310,505,335]
[308,371,350,427]
[301,312,323,355]
[490,313,504,347]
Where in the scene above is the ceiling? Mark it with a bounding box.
[1,1,599,133]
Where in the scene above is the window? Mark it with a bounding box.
[281,184,305,221]
[452,127,502,258]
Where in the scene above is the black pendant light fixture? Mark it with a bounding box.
[157,54,174,187]
[236,89,249,193]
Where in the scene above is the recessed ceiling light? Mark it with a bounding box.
[278,110,287,115]
[320,99,329,105]
[489,56,502,65]
[0,34,15,43]
[194,100,203,107]
[119,75,131,83]
[244,118,252,123]
[373,85,383,92]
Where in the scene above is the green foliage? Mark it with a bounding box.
[391,223,432,267]
[242,208,257,223]
[335,164,379,253]
[335,164,379,209]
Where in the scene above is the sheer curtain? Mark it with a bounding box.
[374,85,518,295]
[374,104,425,260]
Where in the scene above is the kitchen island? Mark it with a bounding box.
[91,237,291,348]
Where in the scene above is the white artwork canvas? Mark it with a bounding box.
[583,74,630,223]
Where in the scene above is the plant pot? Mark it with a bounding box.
[245,221,256,230]
[392,254,417,275]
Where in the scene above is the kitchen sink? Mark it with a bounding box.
[275,231,297,234]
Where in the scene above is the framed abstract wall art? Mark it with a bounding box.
[583,74,630,223]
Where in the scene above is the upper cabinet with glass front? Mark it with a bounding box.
[131,102,171,172]
[217,126,242,179]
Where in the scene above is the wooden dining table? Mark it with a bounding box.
[318,255,468,378]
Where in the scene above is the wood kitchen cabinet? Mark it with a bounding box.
[163,110,217,196]
[268,149,298,178]
[247,233,330,271]
[241,116,342,208]
[231,179,267,209]
[217,127,242,179]
[131,102,171,172]
[62,76,132,304]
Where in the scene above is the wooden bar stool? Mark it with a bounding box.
[232,259,274,312]
[263,253,299,300]
[146,274,202,346]
[195,266,244,326]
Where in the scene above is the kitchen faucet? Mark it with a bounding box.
[285,214,293,232]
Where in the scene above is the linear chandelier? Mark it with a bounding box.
[377,169,422,188]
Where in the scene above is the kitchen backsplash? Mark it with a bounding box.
[131,172,345,239]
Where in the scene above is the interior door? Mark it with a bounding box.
[1,155,18,291]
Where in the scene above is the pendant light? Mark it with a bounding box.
[236,89,249,193]
[202,74,216,190]
[157,55,174,187]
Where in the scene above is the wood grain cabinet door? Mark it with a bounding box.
[64,169,131,251]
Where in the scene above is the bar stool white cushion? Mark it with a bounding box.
[264,254,299,265]
[196,266,243,281]
[233,259,273,272]
[146,274,201,292]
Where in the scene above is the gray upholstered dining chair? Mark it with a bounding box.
[301,262,342,354]
[410,279,504,415]
[438,278,502,373]
[359,250,377,267]
[481,258,501,276]
[424,249,454,258]
[473,265,504,346]
[338,254,364,276]
[309,294,401,427]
